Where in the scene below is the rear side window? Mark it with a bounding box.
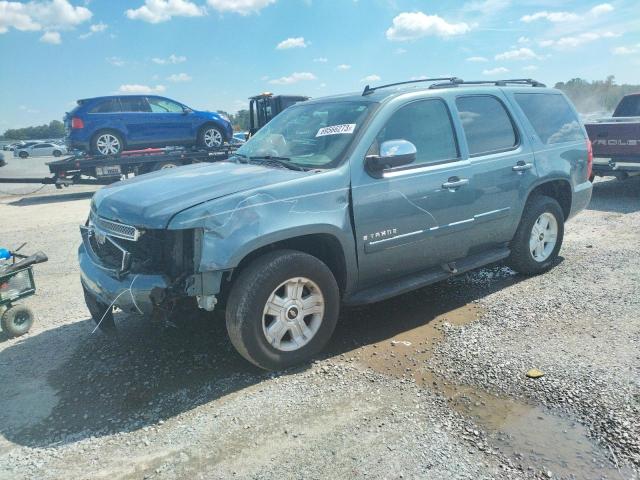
[613,95,640,117]
[456,96,517,156]
[90,98,121,113]
[515,93,584,144]
[119,97,151,112]
[372,99,459,166]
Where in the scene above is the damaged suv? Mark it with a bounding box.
[80,78,592,370]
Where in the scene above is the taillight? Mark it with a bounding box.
[586,139,593,180]
[71,117,84,129]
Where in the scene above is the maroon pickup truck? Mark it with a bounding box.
[585,93,640,179]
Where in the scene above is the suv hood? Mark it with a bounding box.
[92,162,308,229]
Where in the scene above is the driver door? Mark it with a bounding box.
[350,98,476,288]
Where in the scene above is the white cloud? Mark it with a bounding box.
[462,0,510,16]
[118,84,166,94]
[541,32,618,50]
[522,65,538,71]
[167,72,192,82]
[521,3,613,23]
[207,0,275,15]
[276,37,307,50]
[152,53,187,64]
[0,0,92,34]
[106,56,125,67]
[336,64,351,70]
[79,21,107,38]
[361,74,381,82]
[495,47,541,61]
[386,12,470,41]
[482,66,509,75]
[466,56,488,62]
[269,72,316,85]
[313,57,328,63]
[612,44,640,55]
[517,36,530,44]
[521,11,579,23]
[40,30,61,44]
[126,0,205,23]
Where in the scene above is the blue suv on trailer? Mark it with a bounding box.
[65,95,233,156]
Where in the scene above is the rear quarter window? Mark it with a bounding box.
[90,98,121,114]
[613,95,640,117]
[514,93,584,145]
[455,95,518,156]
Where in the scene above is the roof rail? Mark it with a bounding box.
[429,78,546,89]
[362,77,462,96]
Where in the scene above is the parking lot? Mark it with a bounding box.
[0,164,638,479]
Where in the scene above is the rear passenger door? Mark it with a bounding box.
[454,93,536,247]
[119,96,153,145]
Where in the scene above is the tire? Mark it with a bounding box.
[83,287,115,332]
[226,249,340,370]
[1,305,34,338]
[53,150,62,157]
[198,125,224,150]
[19,151,28,159]
[152,160,182,171]
[91,131,124,156]
[508,195,565,275]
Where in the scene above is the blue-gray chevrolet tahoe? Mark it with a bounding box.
[79,78,592,370]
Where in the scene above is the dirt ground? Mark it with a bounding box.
[0,170,638,480]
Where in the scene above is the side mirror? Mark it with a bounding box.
[182,108,193,115]
[365,139,417,174]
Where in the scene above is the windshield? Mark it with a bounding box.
[236,100,374,169]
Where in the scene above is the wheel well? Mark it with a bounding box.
[199,122,222,136]
[528,180,572,219]
[223,234,348,300]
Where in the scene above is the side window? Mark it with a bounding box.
[90,98,121,113]
[613,96,640,117]
[371,99,459,166]
[515,93,585,144]
[147,98,184,113]
[456,96,517,156]
[120,96,151,112]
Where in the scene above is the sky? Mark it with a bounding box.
[0,0,639,128]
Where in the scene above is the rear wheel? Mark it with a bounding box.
[225,250,340,370]
[92,131,123,156]
[53,150,62,157]
[19,151,28,159]
[508,195,564,275]
[1,305,34,338]
[198,125,224,149]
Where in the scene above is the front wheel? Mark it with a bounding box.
[225,250,340,370]
[53,150,62,157]
[19,151,28,159]
[199,126,224,149]
[1,305,34,337]
[508,195,565,275]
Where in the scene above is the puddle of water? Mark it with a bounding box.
[333,295,628,479]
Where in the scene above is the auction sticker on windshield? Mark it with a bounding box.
[316,124,356,137]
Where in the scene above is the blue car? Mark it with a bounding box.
[65,95,233,156]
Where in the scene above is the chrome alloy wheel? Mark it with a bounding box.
[530,212,558,262]
[96,134,121,155]
[204,128,223,148]
[262,277,325,352]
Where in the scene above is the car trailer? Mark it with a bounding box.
[0,145,238,189]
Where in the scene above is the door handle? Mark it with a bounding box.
[512,162,533,172]
[442,177,469,190]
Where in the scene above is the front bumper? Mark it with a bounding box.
[79,242,169,317]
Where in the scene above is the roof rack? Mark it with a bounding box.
[429,78,546,89]
[362,77,462,96]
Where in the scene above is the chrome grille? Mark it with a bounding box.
[90,211,141,241]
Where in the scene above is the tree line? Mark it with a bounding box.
[1,120,65,141]
[555,76,640,114]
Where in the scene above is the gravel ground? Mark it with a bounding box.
[0,175,638,479]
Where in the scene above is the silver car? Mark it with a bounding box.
[15,142,67,159]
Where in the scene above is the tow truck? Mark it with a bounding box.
[0,93,309,188]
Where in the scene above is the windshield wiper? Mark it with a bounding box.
[229,152,249,163]
[248,155,307,171]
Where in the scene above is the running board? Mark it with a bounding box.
[343,247,510,306]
